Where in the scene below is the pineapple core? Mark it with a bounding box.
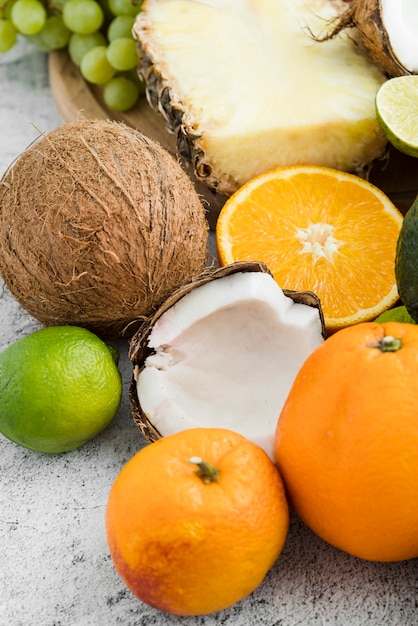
[135,0,388,195]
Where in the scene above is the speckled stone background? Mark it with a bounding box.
[1,42,418,626]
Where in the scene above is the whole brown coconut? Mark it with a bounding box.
[0,120,209,339]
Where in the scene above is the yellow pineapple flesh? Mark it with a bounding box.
[134,0,388,196]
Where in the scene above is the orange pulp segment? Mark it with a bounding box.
[216,165,403,333]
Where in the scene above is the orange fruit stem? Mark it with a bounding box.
[376,335,402,352]
[189,456,221,483]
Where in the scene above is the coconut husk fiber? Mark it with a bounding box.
[0,119,209,339]
[321,0,412,78]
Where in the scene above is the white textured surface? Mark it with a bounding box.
[1,42,418,626]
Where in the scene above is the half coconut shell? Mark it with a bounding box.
[128,260,325,446]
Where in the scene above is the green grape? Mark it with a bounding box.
[39,15,71,50]
[10,0,47,35]
[62,0,104,35]
[68,30,106,66]
[0,19,17,52]
[108,0,142,17]
[0,0,146,114]
[103,75,140,111]
[107,15,135,41]
[106,36,137,71]
[2,0,18,20]
[80,45,116,84]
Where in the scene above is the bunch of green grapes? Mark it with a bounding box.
[0,0,145,112]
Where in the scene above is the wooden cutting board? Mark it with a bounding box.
[49,49,418,226]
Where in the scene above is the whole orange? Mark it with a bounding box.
[106,427,289,616]
[274,321,418,562]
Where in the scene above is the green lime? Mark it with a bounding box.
[374,305,416,324]
[0,326,122,453]
[375,75,418,158]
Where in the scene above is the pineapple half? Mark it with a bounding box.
[134,0,388,196]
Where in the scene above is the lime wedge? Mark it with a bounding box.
[375,75,418,158]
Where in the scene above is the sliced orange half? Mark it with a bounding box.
[216,165,403,333]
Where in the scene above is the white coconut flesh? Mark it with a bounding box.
[135,272,324,460]
[381,0,418,73]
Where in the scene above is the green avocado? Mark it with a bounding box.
[395,195,418,323]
